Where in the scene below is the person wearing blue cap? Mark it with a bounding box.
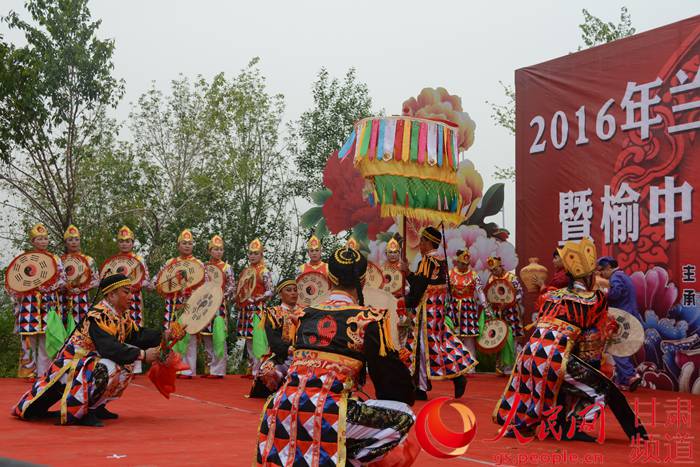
[597,256,642,391]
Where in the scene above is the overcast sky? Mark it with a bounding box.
[2,0,698,245]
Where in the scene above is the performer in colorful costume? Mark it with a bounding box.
[252,279,304,397]
[153,229,207,378]
[201,234,236,378]
[449,249,486,357]
[485,256,524,374]
[60,225,99,330]
[382,237,410,345]
[12,274,162,427]
[6,223,66,379]
[237,238,273,377]
[256,247,417,467]
[404,226,475,400]
[493,238,648,442]
[102,225,152,374]
[298,235,329,279]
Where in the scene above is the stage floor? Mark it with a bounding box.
[1,374,698,466]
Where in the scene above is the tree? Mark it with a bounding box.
[287,68,373,200]
[487,7,636,181]
[126,59,302,280]
[579,6,635,49]
[0,0,124,243]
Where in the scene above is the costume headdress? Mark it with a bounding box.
[307,235,321,251]
[117,225,134,241]
[456,249,470,264]
[178,229,193,243]
[276,278,297,295]
[100,273,131,295]
[208,234,224,250]
[487,256,502,269]
[248,238,263,253]
[328,247,368,288]
[63,224,80,240]
[385,238,401,253]
[420,226,441,246]
[29,223,48,240]
[558,237,597,279]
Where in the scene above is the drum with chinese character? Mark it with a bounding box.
[297,271,330,306]
[5,251,59,293]
[63,254,91,291]
[484,278,517,308]
[155,258,205,295]
[364,262,384,289]
[476,319,509,354]
[205,263,225,291]
[101,254,145,286]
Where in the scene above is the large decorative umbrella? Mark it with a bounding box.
[338,116,463,230]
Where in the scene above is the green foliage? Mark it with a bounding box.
[579,6,636,49]
[287,68,373,199]
[0,273,18,377]
[486,81,515,136]
[493,165,516,182]
[0,0,124,239]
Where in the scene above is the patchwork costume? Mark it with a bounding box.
[5,224,67,378]
[60,225,100,328]
[237,238,273,376]
[201,235,236,377]
[256,291,415,467]
[449,252,486,360]
[493,238,647,442]
[153,229,207,376]
[404,244,477,394]
[12,275,161,426]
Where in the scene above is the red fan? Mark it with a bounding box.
[148,348,189,399]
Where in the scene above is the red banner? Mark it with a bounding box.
[516,16,700,392]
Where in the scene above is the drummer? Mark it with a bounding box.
[449,249,486,358]
[13,274,163,427]
[297,234,328,280]
[60,225,100,330]
[5,223,66,381]
[236,238,273,379]
[381,237,409,344]
[200,235,236,379]
[103,225,152,374]
[485,256,524,375]
[153,229,208,378]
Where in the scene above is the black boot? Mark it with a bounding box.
[77,410,104,427]
[95,405,119,420]
[249,378,272,399]
[415,389,428,401]
[453,375,467,398]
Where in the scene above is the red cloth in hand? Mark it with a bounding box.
[147,351,190,399]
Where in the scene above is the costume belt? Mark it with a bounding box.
[291,349,363,379]
[536,316,581,339]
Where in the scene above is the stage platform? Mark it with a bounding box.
[1,374,698,466]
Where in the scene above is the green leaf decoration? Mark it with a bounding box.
[480,183,505,218]
[300,206,324,228]
[310,188,332,206]
[315,218,329,238]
